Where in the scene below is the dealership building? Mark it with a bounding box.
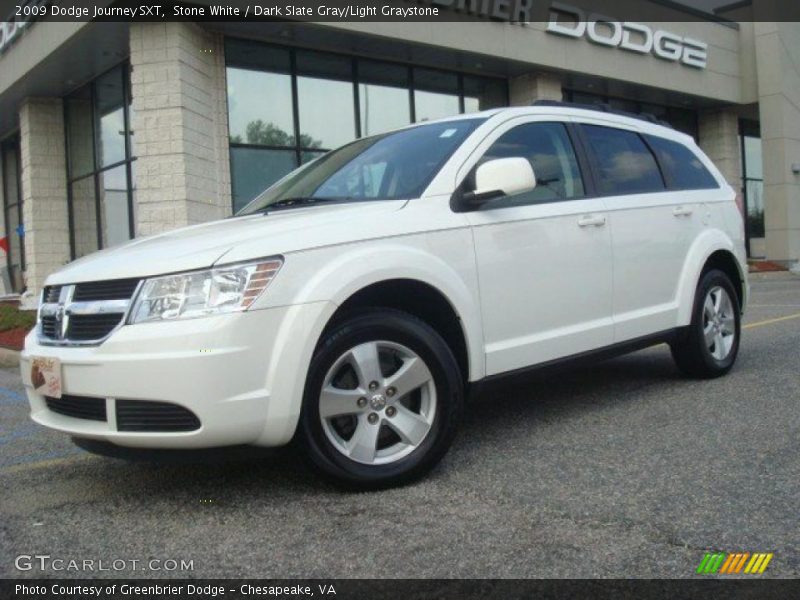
[0,1,798,300]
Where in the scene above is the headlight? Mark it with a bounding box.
[129,258,283,324]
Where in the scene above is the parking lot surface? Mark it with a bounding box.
[1,273,798,579]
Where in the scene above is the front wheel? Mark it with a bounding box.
[298,309,463,488]
[670,269,741,378]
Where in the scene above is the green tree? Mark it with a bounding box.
[233,120,323,149]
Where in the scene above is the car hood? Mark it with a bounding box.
[47,200,407,285]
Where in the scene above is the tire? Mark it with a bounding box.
[670,268,741,378]
[298,308,463,489]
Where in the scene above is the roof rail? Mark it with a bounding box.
[531,100,673,129]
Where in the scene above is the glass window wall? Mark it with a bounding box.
[740,120,764,257]
[565,89,700,140]
[1,135,24,293]
[226,38,508,212]
[65,63,135,258]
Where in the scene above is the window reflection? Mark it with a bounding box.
[297,76,354,149]
[224,39,509,210]
[64,63,135,258]
[746,180,764,238]
[582,125,665,195]
[565,90,700,140]
[231,147,297,213]
[359,61,410,136]
[301,150,327,165]
[360,84,410,135]
[95,67,126,168]
[480,122,584,205]
[98,165,131,248]
[414,91,460,123]
[296,51,355,149]
[743,136,763,180]
[65,87,94,179]
[227,67,294,145]
[463,76,508,113]
[741,131,764,250]
[70,176,98,258]
[1,138,24,292]
[414,69,459,122]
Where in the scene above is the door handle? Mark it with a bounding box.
[673,206,693,217]
[577,214,606,228]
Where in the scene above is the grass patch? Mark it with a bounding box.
[0,303,37,332]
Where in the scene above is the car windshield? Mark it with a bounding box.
[237,118,485,214]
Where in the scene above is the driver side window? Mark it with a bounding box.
[476,122,585,208]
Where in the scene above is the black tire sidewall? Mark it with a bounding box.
[299,309,463,487]
[689,269,741,374]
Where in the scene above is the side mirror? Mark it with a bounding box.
[461,157,536,209]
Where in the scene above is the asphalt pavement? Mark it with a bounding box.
[1,272,798,579]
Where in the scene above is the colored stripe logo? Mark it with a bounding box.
[697,552,773,574]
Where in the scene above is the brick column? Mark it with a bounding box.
[698,108,742,192]
[19,98,71,301]
[509,72,563,106]
[130,22,231,236]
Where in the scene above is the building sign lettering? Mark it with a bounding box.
[547,2,708,69]
[0,0,49,55]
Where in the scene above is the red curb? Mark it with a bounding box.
[748,260,788,273]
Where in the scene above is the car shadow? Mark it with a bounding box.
[67,348,685,498]
[464,347,684,432]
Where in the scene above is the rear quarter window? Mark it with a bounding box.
[581,125,665,196]
[645,135,720,191]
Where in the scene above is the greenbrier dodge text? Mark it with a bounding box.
[16,583,337,597]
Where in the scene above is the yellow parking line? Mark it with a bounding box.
[743,312,800,330]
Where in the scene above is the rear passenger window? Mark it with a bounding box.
[645,135,720,190]
[581,125,665,195]
[477,122,585,206]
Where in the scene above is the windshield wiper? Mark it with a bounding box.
[259,197,339,212]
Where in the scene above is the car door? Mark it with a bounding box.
[577,121,703,342]
[459,118,614,376]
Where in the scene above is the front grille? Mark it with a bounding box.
[41,315,58,338]
[73,278,140,301]
[45,395,107,422]
[66,314,125,341]
[38,279,140,344]
[43,285,62,303]
[116,400,201,432]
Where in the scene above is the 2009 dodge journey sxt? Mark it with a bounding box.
[22,104,747,487]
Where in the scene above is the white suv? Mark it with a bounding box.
[22,105,747,487]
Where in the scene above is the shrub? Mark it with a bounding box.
[0,303,37,332]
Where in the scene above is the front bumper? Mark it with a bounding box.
[21,301,333,449]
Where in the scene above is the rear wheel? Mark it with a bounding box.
[298,309,463,488]
[670,269,741,378]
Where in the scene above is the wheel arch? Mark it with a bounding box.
[321,278,472,386]
[278,244,486,384]
[701,249,746,311]
[676,230,747,325]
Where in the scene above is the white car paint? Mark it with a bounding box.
[21,106,747,450]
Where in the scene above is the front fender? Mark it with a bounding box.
[249,239,484,446]
[273,241,485,382]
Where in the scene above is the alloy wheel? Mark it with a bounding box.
[703,285,736,361]
[319,340,437,465]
